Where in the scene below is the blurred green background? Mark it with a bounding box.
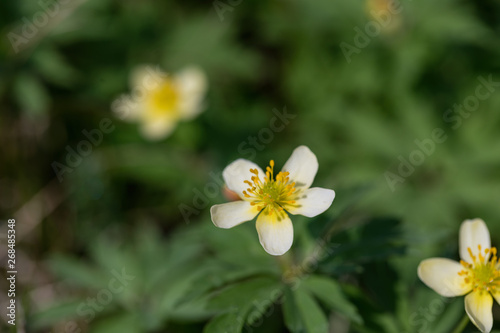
[1,0,500,332]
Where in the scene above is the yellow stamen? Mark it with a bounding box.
[459,246,500,294]
[146,79,180,118]
[243,160,301,216]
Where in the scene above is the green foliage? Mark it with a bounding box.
[2,0,500,331]
[302,275,362,324]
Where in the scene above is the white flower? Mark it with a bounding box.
[112,65,207,140]
[210,146,336,256]
[418,219,500,333]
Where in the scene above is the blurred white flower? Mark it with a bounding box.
[210,146,336,256]
[112,65,207,140]
[418,219,500,333]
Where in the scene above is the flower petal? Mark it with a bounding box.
[256,210,293,256]
[175,66,208,120]
[210,201,260,229]
[465,291,493,333]
[492,291,500,306]
[140,118,177,140]
[287,187,335,217]
[223,159,264,200]
[111,94,142,121]
[459,218,491,263]
[417,258,472,297]
[281,146,318,189]
[130,65,167,92]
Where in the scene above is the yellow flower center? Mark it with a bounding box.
[242,160,299,216]
[459,245,500,294]
[146,79,180,119]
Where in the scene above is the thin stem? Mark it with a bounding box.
[451,314,469,333]
[277,251,293,271]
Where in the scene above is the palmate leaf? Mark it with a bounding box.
[29,300,83,329]
[89,312,142,333]
[180,261,277,308]
[282,275,362,333]
[318,217,406,275]
[204,311,246,333]
[360,262,399,313]
[302,275,362,324]
[154,262,214,323]
[47,255,109,290]
[203,276,283,333]
[282,287,305,333]
[293,287,329,333]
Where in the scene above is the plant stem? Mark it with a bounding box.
[451,314,469,333]
[277,251,296,282]
[277,251,292,270]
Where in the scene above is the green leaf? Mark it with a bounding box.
[204,276,283,333]
[156,262,210,320]
[32,46,79,86]
[206,276,281,312]
[319,217,406,274]
[360,262,398,312]
[181,262,274,307]
[293,288,329,333]
[47,255,108,290]
[30,301,82,329]
[282,287,305,333]
[302,275,362,324]
[13,72,50,117]
[204,311,245,333]
[89,312,142,333]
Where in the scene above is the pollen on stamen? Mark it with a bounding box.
[467,247,477,262]
[241,159,298,215]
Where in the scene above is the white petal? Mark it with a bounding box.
[130,65,168,92]
[417,258,472,297]
[465,291,493,333]
[111,94,142,121]
[287,187,335,217]
[210,201,260,229]
[492,291,500,306]
[282,146,318,189]
[256,210,293,256]
[459,218,491,263]
[140,118,177,140]
[175,66,208,120]
[222,159,264,200]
